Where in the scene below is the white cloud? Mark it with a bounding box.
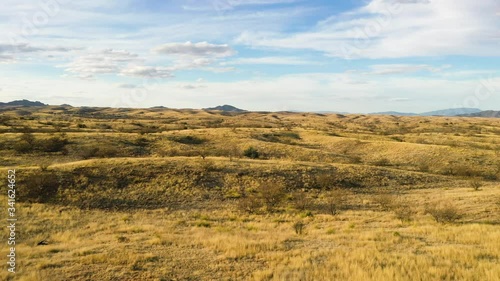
[0,54,14,63]
[63,49,142,79]
[236,0,500,58]
[0,43,41,53]
[62,43,236,80]
[0,43,80,54]
[152,41,237,73]
[120,66,173,79]
[153,41,235,58]
[0,43,80,63]
[117,83,139,89]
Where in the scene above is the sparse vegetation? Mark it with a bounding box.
[373,193,396,211]
[393,204,414,223]
[426,203,463,224]
[0,106,498,280]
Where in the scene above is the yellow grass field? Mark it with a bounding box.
[0,106,499,280]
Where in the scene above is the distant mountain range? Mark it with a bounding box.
[1,100,498,118]
[0,99,46,107]
[204,105,246,112]
[459,110,500,118]
[370,111,418,116]
[371,108,482,116]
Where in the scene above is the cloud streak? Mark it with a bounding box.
[236,0,500,58]
[225,56,319,65]
[153,41,236,58]
[367,64,450,75]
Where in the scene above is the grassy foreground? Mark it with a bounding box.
[0,106,499,280]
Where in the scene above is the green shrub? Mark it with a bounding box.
[37,136,68,153]
[243,146,259,159]
[170,135,205,145]
[78,144,119,159]
[22,171,60,203]
[13,141,33,153]
[373,158,391,166]
[280,132,301,140]
[13,131,36,153]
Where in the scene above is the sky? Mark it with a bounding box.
[0,0,499,113]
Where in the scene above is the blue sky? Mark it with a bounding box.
[0,0,499,112]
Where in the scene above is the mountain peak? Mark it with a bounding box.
[204,105,246,112]
[0,99,47,107]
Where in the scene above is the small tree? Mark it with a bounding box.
[259,181,285,212]
[292,191,312,211]
[325,189,347,215]
[293,221,305,235]
[238,195,262,213]
[470,178,483,191]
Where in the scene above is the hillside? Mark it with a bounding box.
[0,106,498,280]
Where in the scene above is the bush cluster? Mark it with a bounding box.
[13,132,68,153]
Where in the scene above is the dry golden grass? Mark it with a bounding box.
[0,106,499,280]
[0,184,498,280]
